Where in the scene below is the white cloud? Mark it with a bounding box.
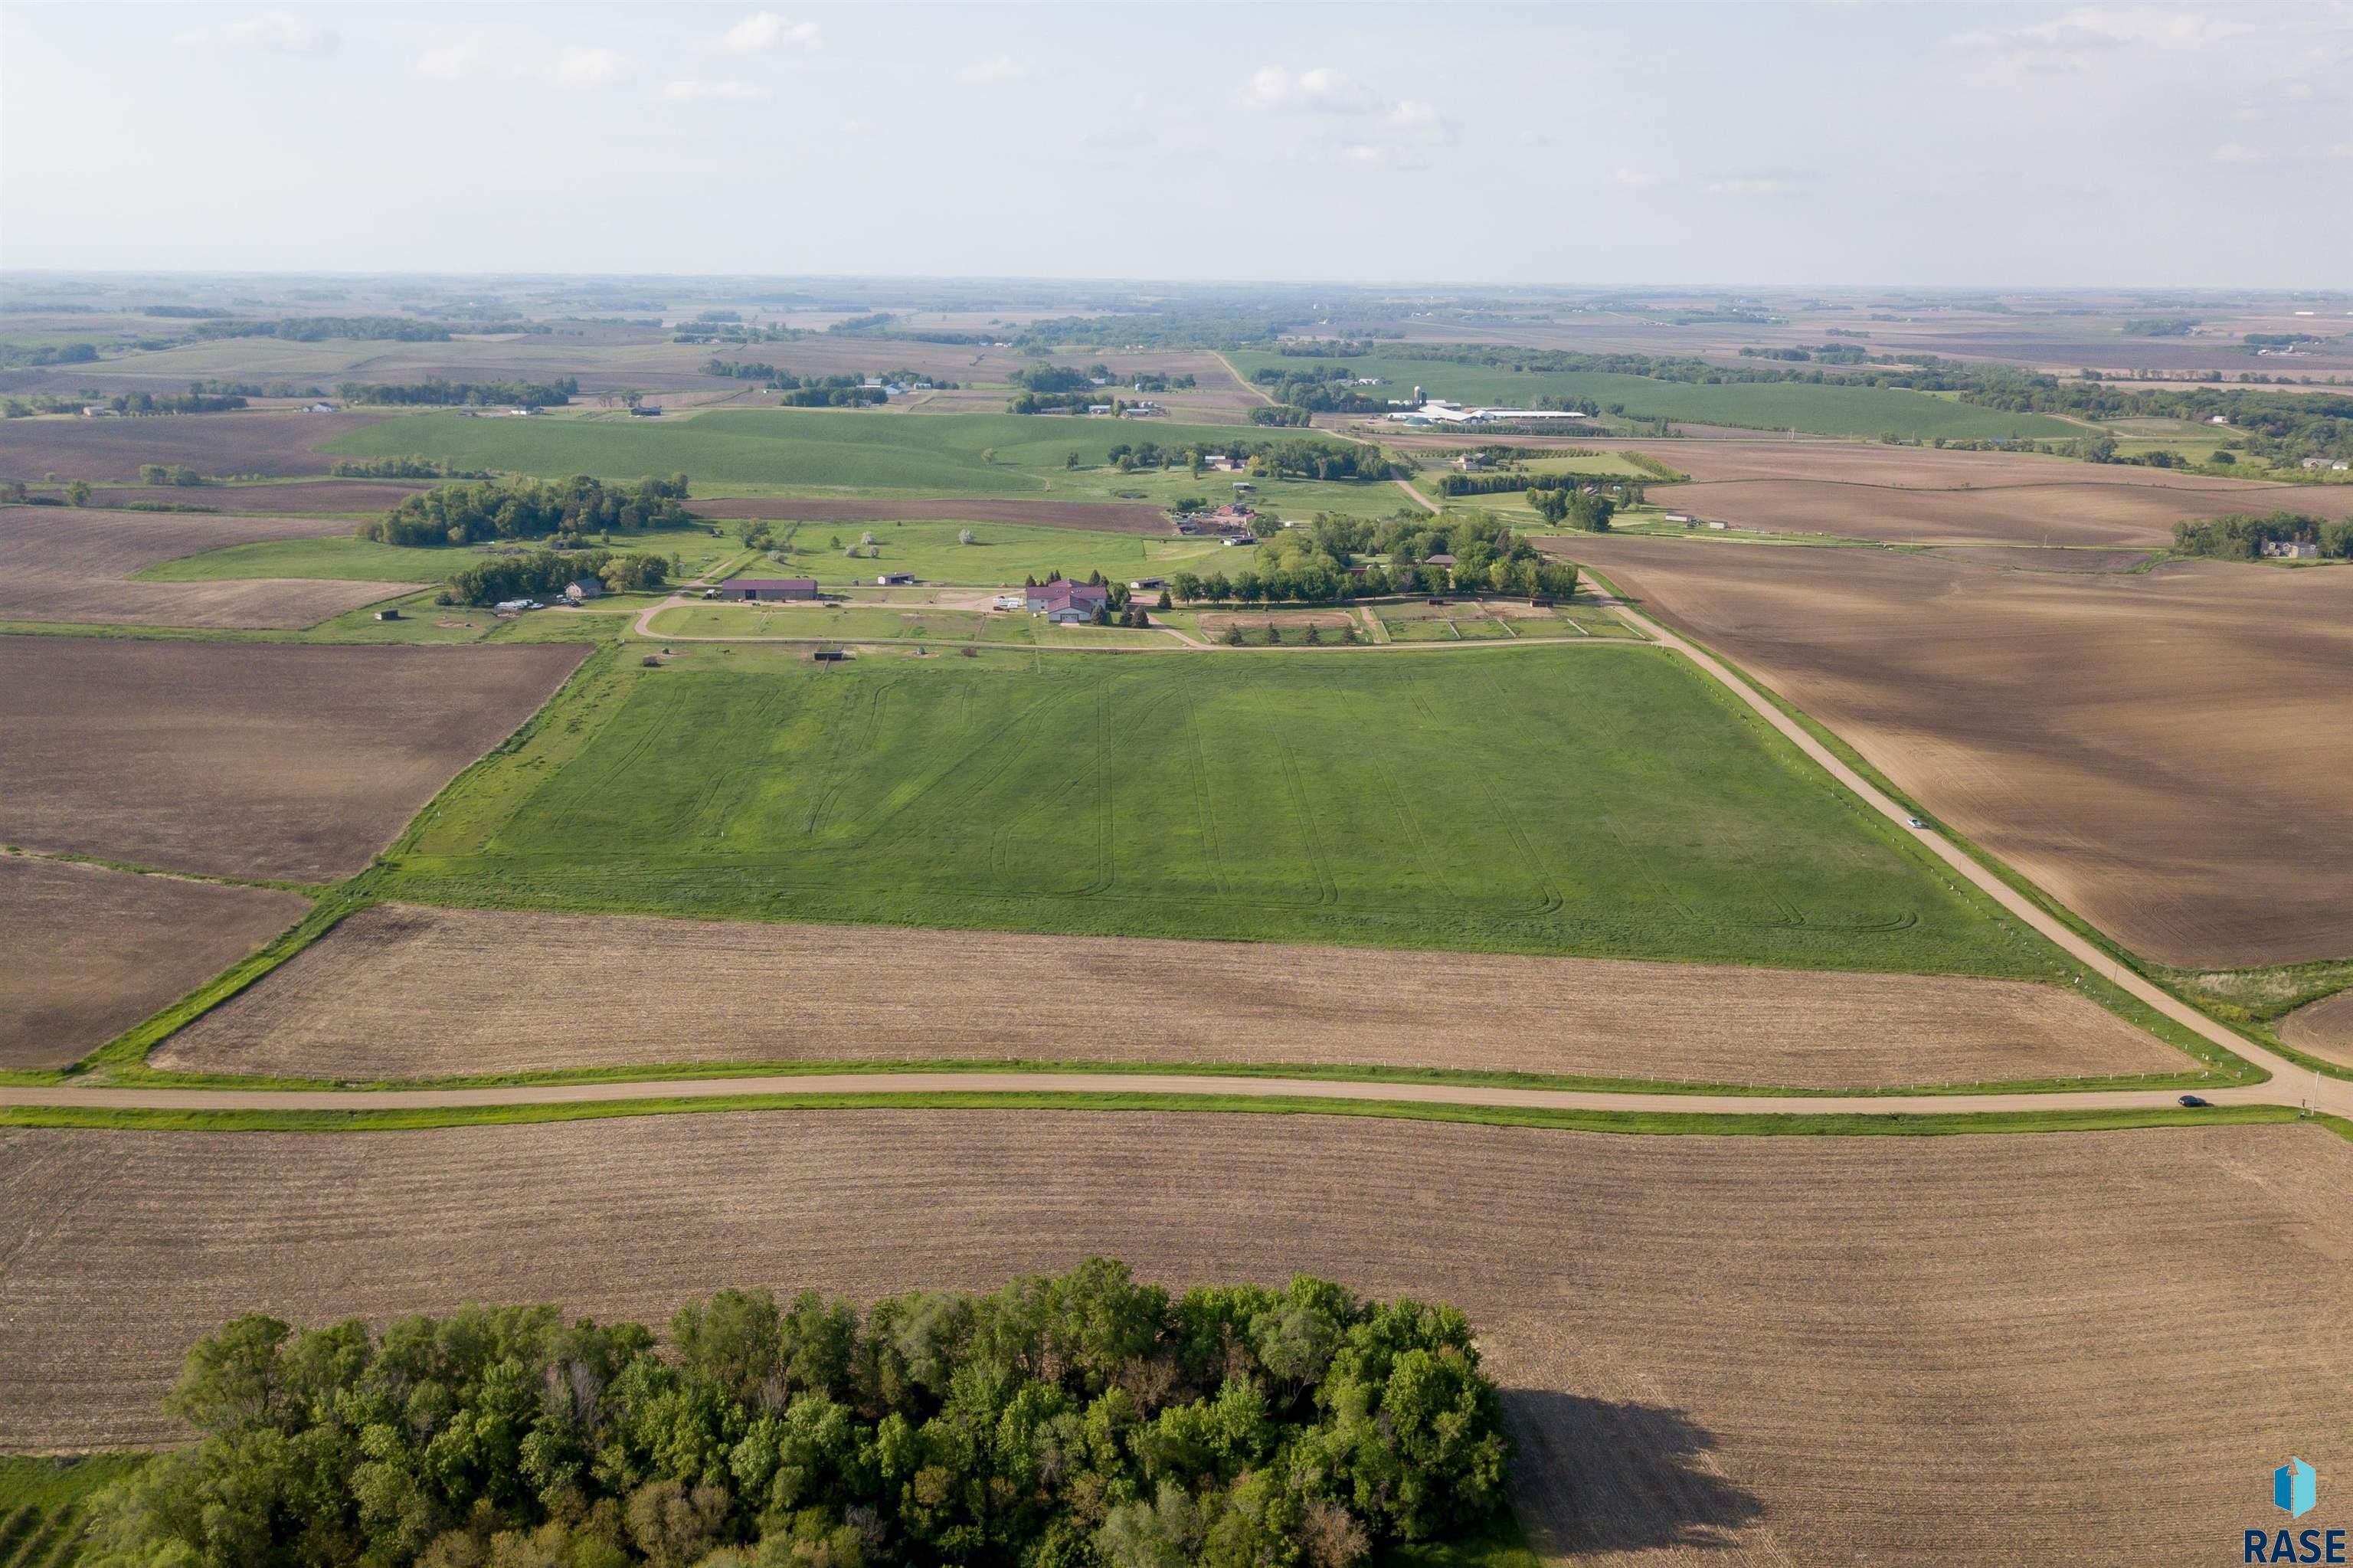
[548,47,634,87]
[417,27,637,90]
[663,77,772,103]
[1243,64,1448,165]
[713,13,822,55]
[1610,166,1660,190]
[960,54,1029,86]
[178,10,338,57]
[1702,177,1798,199]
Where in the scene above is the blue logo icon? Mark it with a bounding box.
[2277,1458,2319,1520]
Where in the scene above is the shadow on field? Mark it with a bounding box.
[1504,1390,1765,1556]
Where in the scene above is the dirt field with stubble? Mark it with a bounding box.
[1643,476,2353,547]
[0,637,586,882]
[1559,536,2353,967]
[2281,990,2353,1070]
[2,1115,2345,1563]
[0,857,308,1070]
[0,506,419,628]
[0,410,386,480]
[155,903,2181,1088]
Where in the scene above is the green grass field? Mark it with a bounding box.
[133,533,439,582]
[0,1454,145,1568]
[1229,352,2084,441]
[378,641,2055,974]
[647,604,1173,647]
[322,409,1376,500]
[748,518,1252,585]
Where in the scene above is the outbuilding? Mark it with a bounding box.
[563,578,604,603]
[722,578,819,601]
[1026,580,1109,617]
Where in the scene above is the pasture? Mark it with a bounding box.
[0,506,420,627]
[0,636,586,882]
[381,641,2050,975]
[1228,352,2086,441]
[3,1113,2345,1565]
[322,408,1371,499]
[1562,535,2353,967]
[160,902,2182,1088]
[692,496,1170,534]
[0,857,307,1072]
[741,516,1250,585]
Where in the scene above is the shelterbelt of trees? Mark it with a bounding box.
[1172,510,1581,604]
[2171,511,2353,559]
[359,476,694,548]
[337,378,581,408]
[77,1261,1509,1568]
[445,546,670,605]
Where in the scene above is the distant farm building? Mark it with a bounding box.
[627,404,663,417]
[723,578,818,601]
[875,572,915,586]
[1383,399,1589,427]
[2260,540,2320,559]
[562,578,603,603]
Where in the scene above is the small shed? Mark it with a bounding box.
[564,578,603,603]
[812,649,848,662]
[375,607,403,620]
[875,572,915,586]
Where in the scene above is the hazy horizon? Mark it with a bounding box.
[4,0,2349,288]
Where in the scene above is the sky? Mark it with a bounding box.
[2,0,2349,287]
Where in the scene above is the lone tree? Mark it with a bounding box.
[958,528,976,545]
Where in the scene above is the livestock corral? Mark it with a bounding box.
[0,505,419,627]
[2,1114,2345,1564]
[153,902,2181,1088]
[0,636,586,882]
[1561,535,2353,967]
[0,856,307,1071]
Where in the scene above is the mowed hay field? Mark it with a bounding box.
[383,643,2050,975]
[0,637,587,882]
[0,410,384,480]
[3,1116,2346,1563]
[1639,476,2353,547]
[0,857,307,1070]
[0,506,420,627]
[155,902,2181,1088]
[2281,990,2353,1070]
[1564,537,2353,967]
[691,496,1171,535]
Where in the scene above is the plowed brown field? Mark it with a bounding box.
[2281,990,2353,1070]
[1642,477,2353,546]
[0,858,307,1069]
[690,496,1170,534]
[0,506,418,628]
[154,904,2180,1088]
[1643,439,2281,489]
[1559,536,2353,967]
[0,637,586,881]
[0,411,385,481]
[2,1115,2345,1563]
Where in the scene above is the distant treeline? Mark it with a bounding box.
[186,316,459,343]
[359,475,692,548]
[97,391,247,415]
[329,455,494,480]
[1436,473,1634,525]
[77,1262,1507,1568]
[1174,510,1582,604]
[140,304,236,319]
[2171,511,2353,560]
[1251,405,1314,427]
[447,546,669,605]
[336,377,580,407]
